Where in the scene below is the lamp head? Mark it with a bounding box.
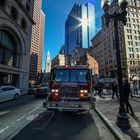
[119,0,128,11]
[103,1,110,14]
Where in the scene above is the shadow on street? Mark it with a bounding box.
[12,111,101,140]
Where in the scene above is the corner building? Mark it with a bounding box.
[92,0,140,81]
[0,0,34,94]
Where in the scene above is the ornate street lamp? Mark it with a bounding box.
[102,0,130,129]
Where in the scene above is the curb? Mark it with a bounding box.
[130,97,140,103]
[94,108,129,140]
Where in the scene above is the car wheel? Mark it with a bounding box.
[14,94,19,100]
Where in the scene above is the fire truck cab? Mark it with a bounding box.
[43,66,96,112]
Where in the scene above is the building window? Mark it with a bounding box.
[128,41,133,46]
[0,30,18,67]
[10,7,18,21]
[134,30,137,34]
[0,0,6,7]
[132,54,134,58]
[133,24,136,28]
[21,18,27,30]
[135,42,138,46]
[134,36,137,40]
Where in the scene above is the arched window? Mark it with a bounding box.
[10,7,18,21]
[0,30,18,67]
[21,18,27,30]
[0,0,6,7]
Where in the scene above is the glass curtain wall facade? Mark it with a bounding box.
[65,2,95,56]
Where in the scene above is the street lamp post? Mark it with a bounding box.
[103,0,130,129]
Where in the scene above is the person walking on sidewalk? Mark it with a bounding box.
[133,81,138,96]
[130,82,133,98]
[112,82,119,100]
[97,82,103,97]
[123,80,134,116]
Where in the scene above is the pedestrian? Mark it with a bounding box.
[112,82,119,100]
[123,80,134,116]
[130,82,133,98]
[97,83,103,97]
[133,81,138,96]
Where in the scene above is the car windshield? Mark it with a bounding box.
[50,69,90,83]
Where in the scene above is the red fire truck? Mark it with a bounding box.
[43,66,96,112]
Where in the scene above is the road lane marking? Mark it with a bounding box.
[26,106,40,115]
[16,106,41,122]
[16,115,26,122]
[26,114,39,121]
[33,111,55,130]
[42,112,55,129]
[0,106,42,136]
[0,111,10,116]
[0,126,9,134]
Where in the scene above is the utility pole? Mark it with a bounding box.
[103,0,130,129]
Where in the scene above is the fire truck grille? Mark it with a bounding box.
[59,86,79,98]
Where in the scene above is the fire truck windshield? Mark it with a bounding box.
[50,69,90,83]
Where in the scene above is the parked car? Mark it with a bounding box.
[28,88,36,94]
[34,85,50,97]
[0,86,20,103]
[28,84,42,94]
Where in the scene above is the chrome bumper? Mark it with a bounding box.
[43,99,96,111]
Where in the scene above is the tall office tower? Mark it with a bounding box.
[39,10,45,73]
[0,0,34,94]
[45,51,51,73]
[29,0,45,83]
[64,2,95,64]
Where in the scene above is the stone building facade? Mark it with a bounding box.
[92,0,140,81]
[0,0,34,94]
[51,54,65,68]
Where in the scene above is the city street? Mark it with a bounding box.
[1,0,140,140]
[0,95,116,140]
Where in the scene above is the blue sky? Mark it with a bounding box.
[42,0,103,71]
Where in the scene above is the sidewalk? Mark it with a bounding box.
[95,95,140,140]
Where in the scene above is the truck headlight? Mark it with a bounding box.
[80,90,88,93]
[51,89,59,92]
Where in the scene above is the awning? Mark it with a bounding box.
[132,76,140,80]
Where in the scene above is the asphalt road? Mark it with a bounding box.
[0,95,116,140]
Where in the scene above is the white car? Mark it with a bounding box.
[0,86,20,103]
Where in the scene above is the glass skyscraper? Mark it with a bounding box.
[64,2,95,56]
